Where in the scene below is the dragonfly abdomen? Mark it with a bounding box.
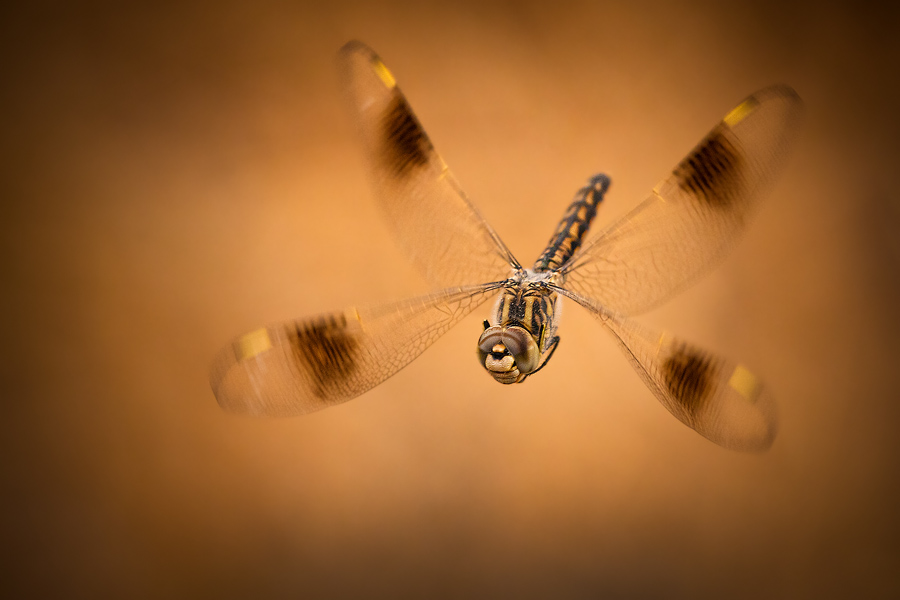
[533,174,610,272]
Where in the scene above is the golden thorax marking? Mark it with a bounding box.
[523,295,535,327]
[499,294,512,324]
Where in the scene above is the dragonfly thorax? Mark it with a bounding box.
[509,268,564,288]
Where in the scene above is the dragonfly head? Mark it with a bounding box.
[477,324,541,384]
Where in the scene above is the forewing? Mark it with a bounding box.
[561,85,803,315]
[210,285,500,416]
[341,41,519,289]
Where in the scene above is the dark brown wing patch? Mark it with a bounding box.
[289,315,360,399]
[381,94,432,179]
[674,127,743,208]
[662,345,718,420]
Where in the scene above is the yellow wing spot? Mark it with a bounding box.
[723,97,760,127]
[345,307,364,329]
[656,332,668,356]
[236,327,273,360]
[728,365,761,403]
[372,59,397,89]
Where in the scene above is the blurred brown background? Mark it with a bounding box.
[3,0,899,597]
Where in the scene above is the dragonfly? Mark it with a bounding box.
[210,41,802,452]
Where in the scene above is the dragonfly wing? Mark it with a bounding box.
[210,284,502,416]
[341,41,519,289]
[556,287,776,451]
[561,85,803,315]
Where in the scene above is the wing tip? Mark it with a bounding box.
[339,39,374,59]
[702,378,779,453]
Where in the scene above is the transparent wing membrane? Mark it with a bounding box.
[604,312,777,452]
[340,41,518,290]
[210,41,801,452]
[557,288,777,451]
[210,285,501,416]
[561,85,803,316]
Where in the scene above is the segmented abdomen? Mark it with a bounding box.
[533,174,609,272]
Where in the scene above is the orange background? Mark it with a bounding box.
[3,1,899,597]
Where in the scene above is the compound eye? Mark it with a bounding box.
[477,326,505,354]
[503,326,540,374]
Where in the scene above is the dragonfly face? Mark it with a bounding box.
[210,41,803,452]
[478,323,540,384]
